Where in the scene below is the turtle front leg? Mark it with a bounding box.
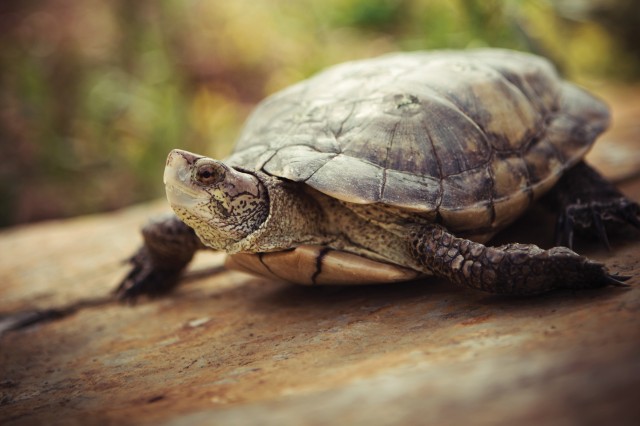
[409,225,628,295]
[116,214,205,300]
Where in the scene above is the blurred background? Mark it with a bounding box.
[0,0,638,227]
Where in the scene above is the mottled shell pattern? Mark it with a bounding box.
[226,49,609,233]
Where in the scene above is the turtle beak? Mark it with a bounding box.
[164,149,202,185]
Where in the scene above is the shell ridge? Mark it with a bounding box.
[332,101,357,141]
[300,152,337,183]
[420,117,444,212]
[485,155,498,225]
[257,149,279,172]
[288,143,338,154]
[379,121,399,201]
[436,159,493,178]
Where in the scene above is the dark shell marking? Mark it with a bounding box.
[226,49,609,235]
[225,245,423,285]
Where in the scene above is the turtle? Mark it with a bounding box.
[117,48,639,299]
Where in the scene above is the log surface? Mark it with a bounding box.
[1,87,640,426]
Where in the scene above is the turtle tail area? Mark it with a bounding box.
[545,161,640,250]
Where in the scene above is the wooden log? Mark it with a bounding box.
[1,87,639,426]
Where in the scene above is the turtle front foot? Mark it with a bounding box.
[116,246,184,301]
[115,215,202,301]
[410,225,630,295]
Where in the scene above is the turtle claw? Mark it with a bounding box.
[555,211,575,249]
[603,273,632,287]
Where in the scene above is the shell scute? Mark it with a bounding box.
[305,154,383,203]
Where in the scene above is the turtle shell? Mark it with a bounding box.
[226,49,609,233]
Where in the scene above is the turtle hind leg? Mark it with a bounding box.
[409,224,629,295]
[116,214,204,301]
[547,161,640,249]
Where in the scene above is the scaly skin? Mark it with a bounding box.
[409,224,627,295]
[116,215,203,299]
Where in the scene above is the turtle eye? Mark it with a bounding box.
[195,164,221,185]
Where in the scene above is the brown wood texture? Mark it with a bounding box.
[1,86,639,426]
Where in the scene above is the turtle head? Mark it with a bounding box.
[164,149,269,250]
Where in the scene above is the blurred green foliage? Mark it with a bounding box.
[0,0,637,226]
